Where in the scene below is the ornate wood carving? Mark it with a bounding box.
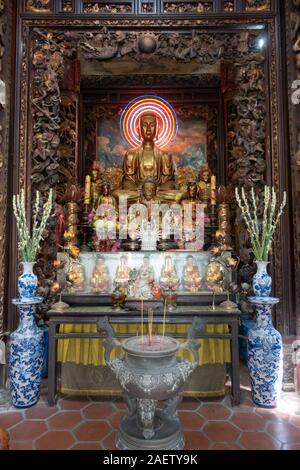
[0,1,12,331]
[21,0,278,16]
[163,2,214,13]
[82,2,133,14]
[61,1,74,12]
[30,30,67,313]
[288,0,300,335]
[245,0,271,11]
[26,0,51,13]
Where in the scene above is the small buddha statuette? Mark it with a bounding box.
[97,181,117,209]
[159,255,180,291]
[67,261,86,293]
[90,257,110,293]
[114,255,131,292]
[198,164,212,207]
[139,177,161,220]
[133,255,156,299]
[182,255,202,293]
[90,161,102,210]
[205,258,225,293]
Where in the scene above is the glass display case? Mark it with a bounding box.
[58,250,232,304]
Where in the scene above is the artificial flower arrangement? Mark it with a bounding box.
[235,186,286,262]
[235,186,286,297]
[13,188,53,262]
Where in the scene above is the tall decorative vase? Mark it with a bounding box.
[252,261,272,297]
[18,262,38,299]
[8,298,44,408]
[247,297,283,408]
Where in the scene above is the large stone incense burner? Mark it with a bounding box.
[98,317,201,450]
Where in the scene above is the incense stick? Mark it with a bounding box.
[141,297,144,339]
[148,308,153,346]
[162,297,167,337]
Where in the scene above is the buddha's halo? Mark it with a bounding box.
[120,95,178,149]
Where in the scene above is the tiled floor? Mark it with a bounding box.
[1,370,300,450]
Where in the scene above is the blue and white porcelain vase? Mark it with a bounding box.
[9,298,43,408]
[247,297,282,408]
[18,262,38,299]
[252,261,272,297]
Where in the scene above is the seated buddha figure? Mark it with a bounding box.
[139,177,161,220]
[205,258,225,293]
[114,255,131,292]
[182,255,202,293]
[122,112,175,191]
[90,257,110,293]
[133,255,156,299]
[159,255,180,291]
[97,181,117,209]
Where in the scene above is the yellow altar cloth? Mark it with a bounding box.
[57,323,231,366]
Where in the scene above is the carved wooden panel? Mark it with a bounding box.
[287,0,300,335]
[61,0,74,12]
[82,1,133,14]
[163,1,214,13]
[26,0,52,13]
[0,1,12,332]
[245,0,271,11]
[21,0,277,15]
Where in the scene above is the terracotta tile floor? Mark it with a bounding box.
[1,367,300,450]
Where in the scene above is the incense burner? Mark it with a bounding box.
[98,317,201,450]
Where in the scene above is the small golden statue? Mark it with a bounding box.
[90,257,110,293]
[139,177,161,220]
[182,255,202,293]
[67,261,86,293]
[159,255,180,291]
[198,164,212,207]
[91,160,102,209]
[97,181,117,209]
[205,258,225,293]
[122,112,175,190]
[114,254,131,291]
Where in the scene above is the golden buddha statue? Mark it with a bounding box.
[91,161,102,209]
[205,258,225,293]
[159,255,180,291]
[90,257,110,293]
[122,113,175,191]
[114,254,131,291]
[97,181,117,209]
[67,261,86,293]
[198,164,212,207]
[139,177,161,220]
[182,255,202,293]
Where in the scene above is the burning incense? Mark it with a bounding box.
[148,308,153,346]
[162,297,167,337]
[141,297,144,339]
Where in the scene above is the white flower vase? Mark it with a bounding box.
[18,262,38,300]
[252,261,272,297]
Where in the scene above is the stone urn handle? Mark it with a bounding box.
[178,316,203,368]
[97,317,124,366]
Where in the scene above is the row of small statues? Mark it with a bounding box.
[86,161,216,212]
[66,254,226,298]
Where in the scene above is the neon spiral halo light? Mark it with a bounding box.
[120,95,178,149]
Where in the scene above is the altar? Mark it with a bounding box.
[49,80,239,398]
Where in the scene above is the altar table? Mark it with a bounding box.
[47,305,241,406]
